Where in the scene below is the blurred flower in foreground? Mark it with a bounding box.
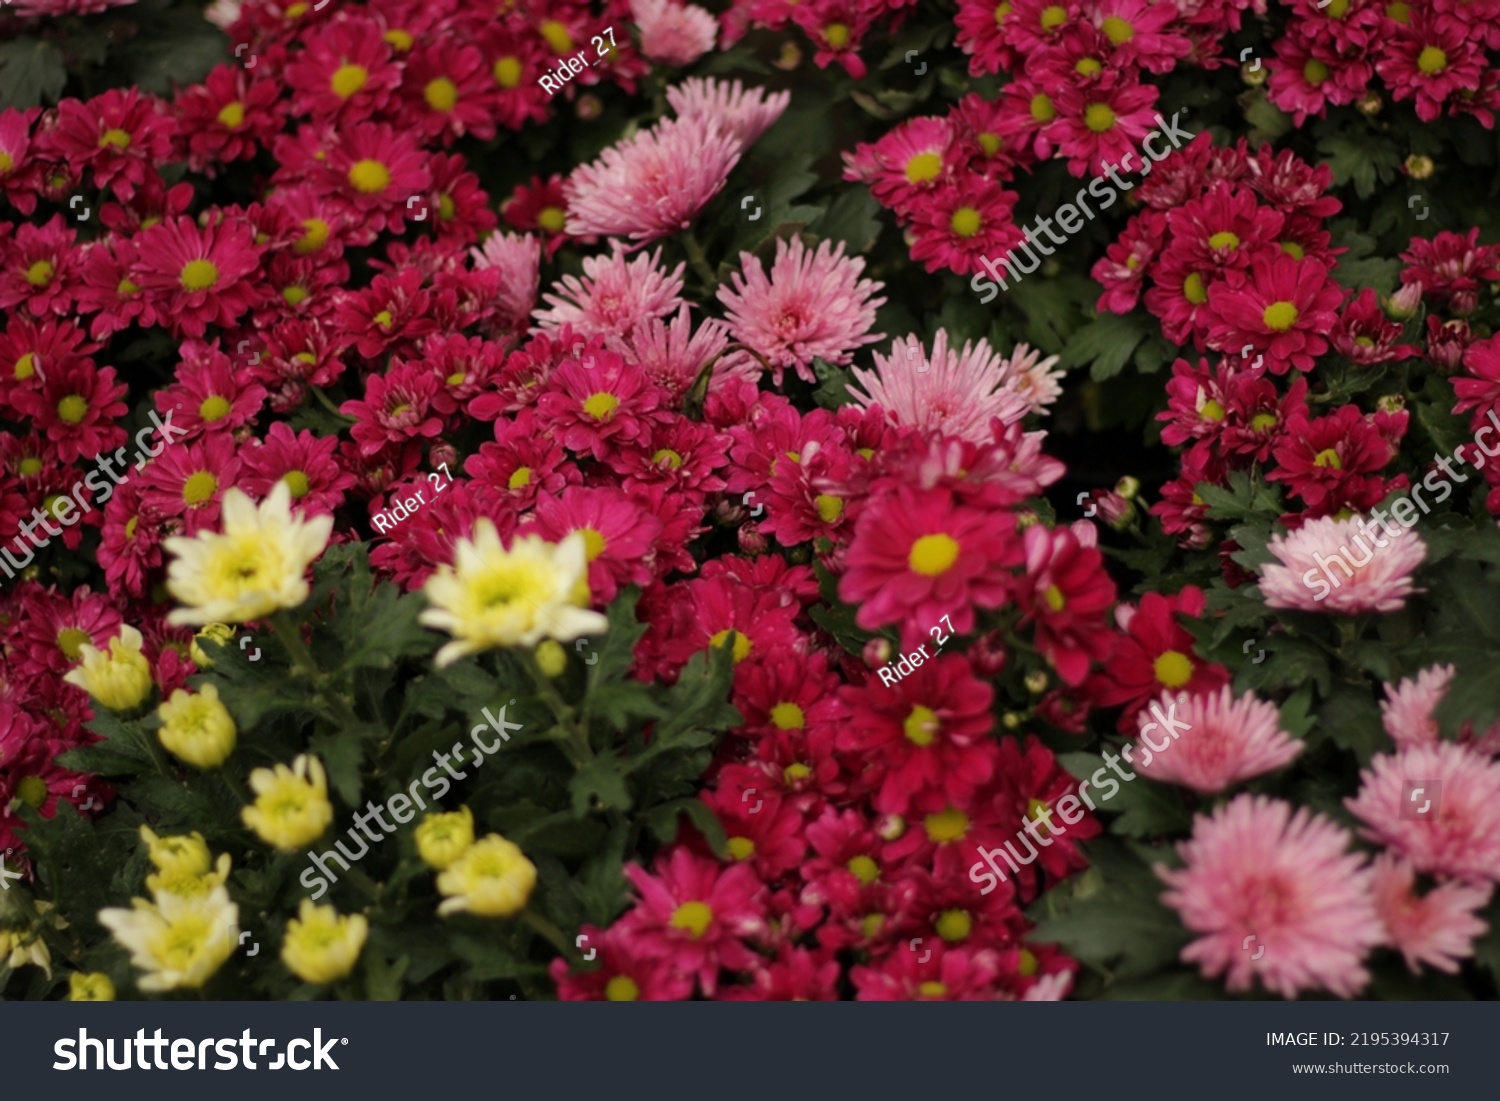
[1157,795,1383,999]
[436,834,537,917]
[416,807,476,871]
[68,972,116,1001]
[1258,514,1426,614]
[164,482,333,626]
[62,623,153,712]
[242,755,333,852]
[157,682,238,770]
[98,886,238,992]
[282,900,369,985]
[420,524,607,666]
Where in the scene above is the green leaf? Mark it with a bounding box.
[1058,313,1151,382]
[569,753,633,818]
[0,38,66,110]
[813,188,884,255]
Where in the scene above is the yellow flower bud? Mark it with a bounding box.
[435,834,536,918]
[189,623,235,667]
[157,683,237,769]
[140,827,213,877]
[535,639,567,678]
[61,624,153,712]
[242,755,333,852]
[416,806,474,871]
[281,900,368,985]
[68,972,116,1001]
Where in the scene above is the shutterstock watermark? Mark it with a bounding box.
[0,410,188,582]
[970,111,1195,304]
[1302,409,1500,601]
[300,702,522,899]
[969,697,1190,895]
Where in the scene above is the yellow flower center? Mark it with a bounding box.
[508,466,532,490]
[25,259,54,287]
[949,206,982,237]
[978,131,1002,156]
[1085,103,1116,133]
[1208,231,1240,250]
[1324,0,1350,15]
[384,28,414,51]
[670,900,714,939]
[331,63,368,99]
[424,77,458,113]
[118,278,141,296]
[1041,584,1066,612]
[709,628,752,663]
[295,217,331,254]
[918,981,948,998]
[815,494,844,523]
[1030,93,1055,122]
[936,909,972,942]
[1303,59,1330,85]
[493,57,523,87]
[605,975,639,1001]
[538,206,567,232]
[583,392,619,421]
[904,152,943,184]
[283,285,310,306]
[198,395,231,423]
[182,471,219,506]
[1250,412,1278,432]
[726,836,756,861]
[908,533,960,577]
[17,775,48,807]
[1262,300,1299,331]
[1417,47,1447,74]
[1183,272,1208,304]
[824,22,850,48]
[904,705,939,746]
[1019,947,1039,975]
[180,259,219,292]
[57,395,89,424]
[1100,15,1134,42]
[57,626,92,660]
[1076,57,1102,76]
[125,515,139,539]
[1153,649,1193,688]
[579,527,606,562]
[14,352,36,380]
[994,2,1011,22]
[348,159,391,194]
[217,101,246,129]
[1201,399,1226,421]
[770,702,805,730]
[783,762,812,784]
[651,449,683,469]
[99,128,131,150]
[539,20,574,52]
[19,456,42,475]
[1385,0,1410,22]
[848,854,880,885]
[0,151,12,174]
[1039,4,1067,29]
[283,470,310,499]
[1313,448,1343,469]
[924,807,969,843]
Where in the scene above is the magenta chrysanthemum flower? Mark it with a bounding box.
[131,216,266,339]
[1133,685,1304,794]
[1370,853,1491,975]
[564,115,740,243]
[665,77,791,149]
[717,236,885,386]
[848,331,1029,444]
[1259,515,1426,614]
[534,247,685,338]
[1158,795,1384,999]
[1345,742,1500,885]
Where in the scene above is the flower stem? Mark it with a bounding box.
[522,651,593,769]
[271,611,362,729]
[521,908,577,962]
[681,232,718,290]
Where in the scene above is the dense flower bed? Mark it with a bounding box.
[1,0,1498,1002]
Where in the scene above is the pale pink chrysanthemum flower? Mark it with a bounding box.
[471,231,542,329]
[1021,972,1072,1001]
[533,246,685,338]
[1259,514,1426,614]
[564,115,740,244]
[635,0,719,68]
[606,304,742,398]
[1157,795,1383,999]
[666,77,791,149]
[848,331,1030,444]
[1345,741,1500,884]
[1380,664,1500,756]
[1370,853,1491,975]
[717,236,885,386]
[204,0,240,29]
[1000,344,1065,414]
[1134,685,1303,794]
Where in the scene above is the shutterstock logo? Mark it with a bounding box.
[54,1028,344,1071]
